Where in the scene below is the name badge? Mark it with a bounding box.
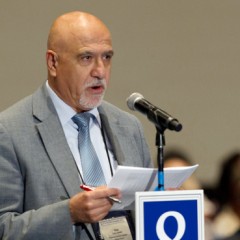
[99,216,133,240]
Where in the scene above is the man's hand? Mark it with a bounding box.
[69,186,121,224]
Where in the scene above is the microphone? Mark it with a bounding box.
[126,92,182,132]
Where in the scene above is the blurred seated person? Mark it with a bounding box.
[164,149,216,240]
[164,150,201,190]
[212,152,240,240]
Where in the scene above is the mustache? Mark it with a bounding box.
[85,78,107,88]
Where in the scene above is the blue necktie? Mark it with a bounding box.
[72,112,106,187]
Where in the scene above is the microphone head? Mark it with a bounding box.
[126,92,144,111]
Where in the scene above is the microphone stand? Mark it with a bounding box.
[147,110,167,191]
[155,127,166,191]
[146,107,182,191]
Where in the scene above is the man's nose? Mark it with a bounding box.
[91,59,106,79]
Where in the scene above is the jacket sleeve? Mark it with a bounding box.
[0,123,75,240]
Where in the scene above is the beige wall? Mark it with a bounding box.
[1,0,240,185]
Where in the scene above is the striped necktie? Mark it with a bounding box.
[72,112,106,187]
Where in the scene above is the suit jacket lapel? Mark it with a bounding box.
[98,105,126,166]
[32,85,80,198]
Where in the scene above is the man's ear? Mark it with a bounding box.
[46,50,58,77]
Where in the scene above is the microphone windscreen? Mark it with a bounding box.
[126,92,144,110]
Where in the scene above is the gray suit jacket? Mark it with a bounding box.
[0,84,152,239]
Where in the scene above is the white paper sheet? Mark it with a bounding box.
[108,164,199,210]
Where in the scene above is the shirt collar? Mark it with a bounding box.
[45,81,101,127]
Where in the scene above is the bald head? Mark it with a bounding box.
[47,11,112,52]
[46,11,113,112]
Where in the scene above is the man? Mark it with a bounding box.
[0,11,152,239]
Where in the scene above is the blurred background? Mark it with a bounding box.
[1,0,240,188]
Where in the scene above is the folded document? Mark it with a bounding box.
[108,164,199,210]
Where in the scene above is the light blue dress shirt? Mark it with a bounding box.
[46,81,117,184]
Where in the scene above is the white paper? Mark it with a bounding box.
[108,164,198,210]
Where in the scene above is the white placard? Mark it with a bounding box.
[135,190,204,240]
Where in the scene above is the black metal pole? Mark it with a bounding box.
[155,129,165,191]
